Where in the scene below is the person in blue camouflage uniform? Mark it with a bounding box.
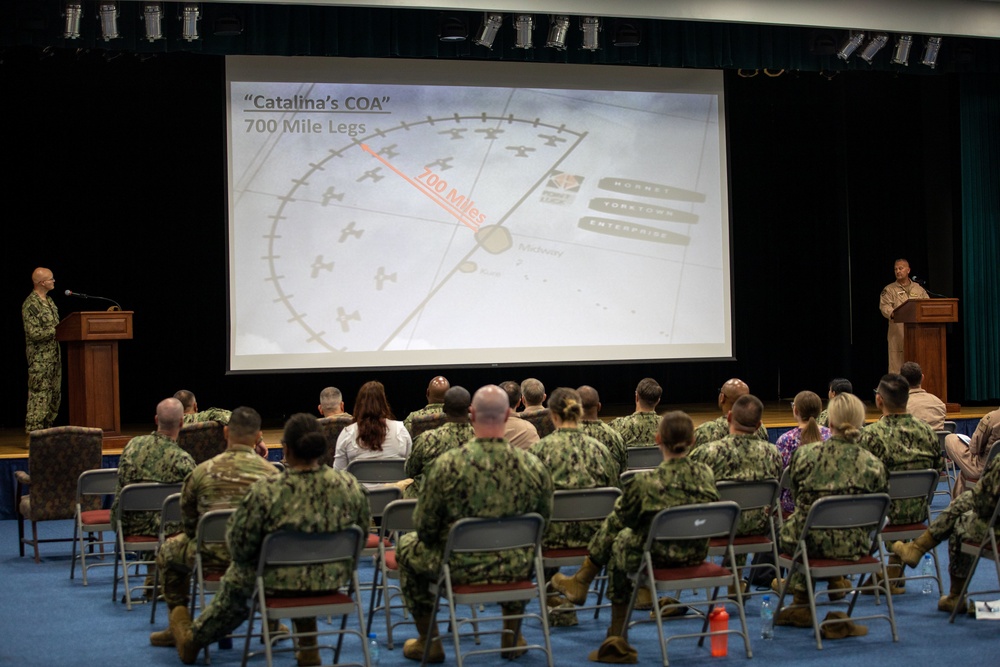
[776,393,888,628]
[892,455,1000,614]
[111,398,196,538]
[396,385,553,663]
[609,378,663,446]
[404,386,474,498]
[693,379,770,447]
[552,411,719,663]
[577,385,628,477]
[150,406,278,647]
[22,267,61,436]
[402,376,450,434]
[172,412,370,666]
[816,378,853,428]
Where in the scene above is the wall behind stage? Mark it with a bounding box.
[0,49,964,430]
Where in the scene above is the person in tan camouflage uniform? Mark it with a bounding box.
[22,267,61,436]
[171,413,370,666]
[404,386,474,498]
[149,406,278,647]
[609,378,663,446]
[577,385,628,477]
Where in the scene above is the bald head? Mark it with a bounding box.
[718,378,750,412]
[577,385,601,419]
[31,267,54,295]
[155,397,185,436]
[427,376,450,403]
[470,385,511,436]
[443,386,472,419]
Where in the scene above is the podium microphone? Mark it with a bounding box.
[910,276,946,298]
[64,289,123,311]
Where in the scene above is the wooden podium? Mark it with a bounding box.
[55,311,133,448]
[893,298,958,406]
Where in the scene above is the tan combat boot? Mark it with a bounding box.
[550,557,601,605]
[891,531,938,568]
[587,603,637,663]
[170,606,200,665]
[775,590,813,628]
[938,575,968,614]
[402,614,444,663]
[500,611,528,660]
[293,617,321,667]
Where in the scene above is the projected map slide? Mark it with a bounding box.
[227,58,731,371]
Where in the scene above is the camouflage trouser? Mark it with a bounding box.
[396,532,533,618]
[156,534,230,610]
[929,490,976,543]
[605,528,707,604]
[25,347,60,433]
[191,563,257,647]
[780,513,873,594]
[949,510,989,578]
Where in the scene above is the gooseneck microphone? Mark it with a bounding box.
[909,276,946,298]
[64,289,123,311]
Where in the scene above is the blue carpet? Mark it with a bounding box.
[2,487,998,667]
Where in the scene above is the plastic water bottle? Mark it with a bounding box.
[760,594,774,639]
[921,553,934,594]
[368,632,381,666]
[709,605,729,657]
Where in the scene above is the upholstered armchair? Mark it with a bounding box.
[177,420,227,465]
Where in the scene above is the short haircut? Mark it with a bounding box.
[499,381,522,409]
[547,387,583,422]
[319,386,343,411]
[442,386,472,417]
[173,389,196,411]
[877,373,910,411]
[730,394,763,430]
[577,385,600,413]
[521,378,545,405]
[658,411,694,455]
[899,362,923,388]
[636,378,662,407]
[283,413,327,461]
[828,378,853,395]
[228,406,261,438]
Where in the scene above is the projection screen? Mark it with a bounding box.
[226,56,731,372]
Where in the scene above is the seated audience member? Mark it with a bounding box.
[693,378,769,447]
[395,385,553,662]
[150,406,278,647]
[816,378,852,428]
[900,361,947,430]
[171,413,370,665]
[609,378,663,446]
[775,391,831,515]
[318,386,352,419]
[334,380,412,470]
[519,378,547,416]
[577,385,628,477]
[944,406,1000,496]
[892,454,1000,614]
[404,386,474,498]
[551,411,719,663]
[775,393,888,628]
[500,380,540,450]
[175,389,268,458]
[403,376,450,434]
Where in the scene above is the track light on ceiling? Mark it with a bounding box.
[473,12,503,49]
[63,1,83,40]
[98,1,119,41]
[859,33,888,63]
[921,36,942,68]
[545,15,570,50]
[180,3,200,42]
[513,14,534,49]
[891,35,912,65]
[580,16,601,51]
[142,2,164,42]
[438,15,468,43]
[613,20,642,47]
[836,31,865,60]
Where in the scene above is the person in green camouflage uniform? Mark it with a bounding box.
[22,267,61,435]
[776,393,888,627]
[150,406,278,647]
[816,378,853,428]
[318,386,352,419]
[404,386,474,498]
[609,378,663,446]
[111,398,196,537]
[892,455,1000,613]
[172,412,370,665]
[552,411,719,663]
[693,378,769,447]
[403,375,449,434]
[175,390,269,457]
[396,385,553,663]
[577,385,628,477]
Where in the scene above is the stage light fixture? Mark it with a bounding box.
[890,35,912,65]
[473,12,503,49]
[63,2,83,40]
[513,14,534,49]
[180,3,200,42]
[142,2,164,42]
[613,21,642,47]
[545,15,570,50]
[859,33,888,63]
[98,2,119,41]
[438,15,467,42]
[922,36,942,68]
[836,31,865,60]
[580,16,601,51]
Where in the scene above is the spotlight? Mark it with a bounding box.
[473,12,503,49]
[921,36,942,68]
[859,33,888,63]
[98,1,119,41]
[836,31,865,61]
[62,1,83,40]
[180,3,200,42]
[513,14,534,49]
[545,15,570,50]
[580,16,601,51]
[438,15,467,43]
[214,13,243,37]
[613,20,641,47]
[890,35,912,65]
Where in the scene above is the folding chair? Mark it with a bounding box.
[112,483,182,611]
[71,468,118,585]
[241,526,370,667]
[936,429,957,499]
[776,493,898,649]
[425,513,554,667]
[948,493,1000,622]
[881,469,942,595]
[625,446,662,471]
[150,492,183,622]
[367,498,417,649]
[189,508,237,664]
[542,487,621,618]
[624,501,752,667]
[360,486,402,600]
[710,479,781,598]
[346,458,407,486]
[965,442,1000,491]
[778,467,793,523]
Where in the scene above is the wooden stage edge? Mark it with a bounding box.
[1,401,994,460]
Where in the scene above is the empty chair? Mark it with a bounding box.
[345,458,407,486]
[71,467,119,585]
[367,498,418,649]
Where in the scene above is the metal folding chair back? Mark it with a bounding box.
[112,483,182,611]
[711,479,781,596]
[626,446,662,470]
[150,493,183,622]
[367,498,418,648]
[882,469,942,595]
[346,458,407,485]
[950,492,1000,622]
[71,468,118,585]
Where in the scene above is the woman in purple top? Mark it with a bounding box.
[776,390,832,515]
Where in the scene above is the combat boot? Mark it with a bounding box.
[550,556,600,605]
[150,604,178,647]
[775,590,813,628]
[938,575,968,614]
[170,606,200,665]
[587,603,637,663]
[500,611,527,660]
[891,531,938,568]
[402,614,444,663]
[293,617,321,667]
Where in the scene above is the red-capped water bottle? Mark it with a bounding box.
[709,605,729,657]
